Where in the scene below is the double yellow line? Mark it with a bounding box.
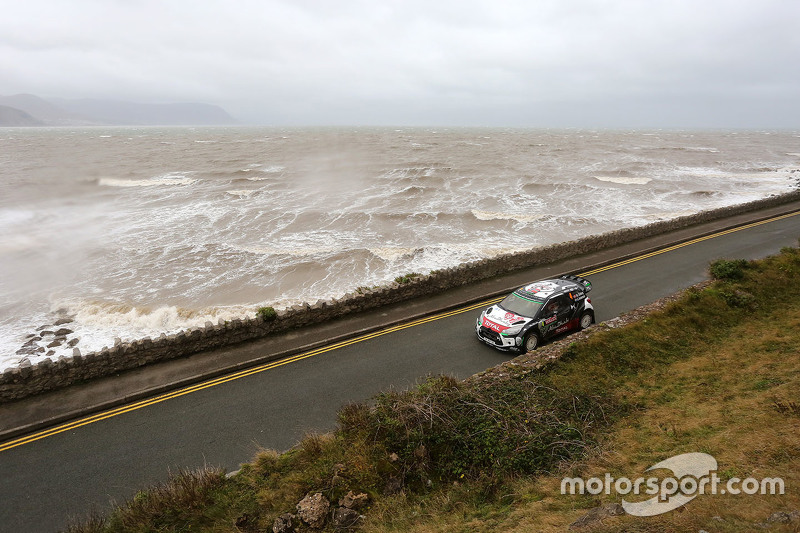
[2,209,798,453]
[0,300,494,453]
[580,211,800,276]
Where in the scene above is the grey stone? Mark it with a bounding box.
[332,506,360,528]
[54,328,73,336]
[296,492,329,529]
[766,510,800,524]
[339,491,369,511]
[272,512,295,533]
[54,318,74,326]
[67,338,80,347]
[569,503,625,529]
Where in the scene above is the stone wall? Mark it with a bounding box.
[2,190,799,403]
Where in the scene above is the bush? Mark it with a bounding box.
[346,374,600,483]
[720,289,757,309]
[256,306,277,322]
[709,258,749,280]
[394,273,422,284]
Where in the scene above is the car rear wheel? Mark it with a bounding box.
[579,312,593,330]
[521,332,540,353]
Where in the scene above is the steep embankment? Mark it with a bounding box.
[67,244,800,532]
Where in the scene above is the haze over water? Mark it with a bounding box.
[1,127,798,370]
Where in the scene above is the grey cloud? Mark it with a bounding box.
[1,0,798,127]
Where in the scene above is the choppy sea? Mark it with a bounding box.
[1,127,798,370]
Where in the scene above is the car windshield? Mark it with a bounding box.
[499,292,544,318]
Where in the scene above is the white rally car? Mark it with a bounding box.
[476,275,594,353]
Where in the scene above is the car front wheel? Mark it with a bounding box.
[579,312,593,330]
[521,332,540,353]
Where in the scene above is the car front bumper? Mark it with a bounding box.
[475,320,521,351]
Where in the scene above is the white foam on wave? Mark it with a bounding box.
[234,244,338,257]
[787,153,800,157]
[260,165,285,173]
[471,210,547,222]
[593,176,653,185]
[55,299,255,348]
[226,189,256,198]
[383,167,438,179]
[369,247,419,261]
[99,173,197,188]
[69,301,249,330]
[685,147,719,153]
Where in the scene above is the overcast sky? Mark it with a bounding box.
[2,0,799,127]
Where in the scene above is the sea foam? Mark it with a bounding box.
[99,174,197,187]
[593,176,653,185]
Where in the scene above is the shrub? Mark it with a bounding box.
[348,374,600,483]
[709,258,749,280]
[394,273,422,284]
[256,306,277,322]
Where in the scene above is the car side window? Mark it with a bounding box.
[544,299,560,315]
[554,295,572,315]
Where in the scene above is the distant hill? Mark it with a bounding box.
[0,94,98,125]
[0,104,44,126]
[51,98,237,126]
[0,94,237,126]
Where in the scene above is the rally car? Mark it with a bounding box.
[475,275,594,353]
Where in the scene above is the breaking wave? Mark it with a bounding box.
[98,173,197,187]
[593,176,653,185]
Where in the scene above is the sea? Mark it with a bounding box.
[1,127,798,370]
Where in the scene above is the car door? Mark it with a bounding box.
[549,295,575,337]
[538,295,566,338]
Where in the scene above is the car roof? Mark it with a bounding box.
[514,278,583,301]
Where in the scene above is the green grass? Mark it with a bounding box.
[394,273,423,284]
[67,243,800,532]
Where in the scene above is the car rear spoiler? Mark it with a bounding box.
[561,274,592,293]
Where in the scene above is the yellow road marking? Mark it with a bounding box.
[2,209,798,452]
[0,300,494,452]
[579,211,800,277]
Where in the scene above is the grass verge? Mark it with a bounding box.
[68,244,800,532]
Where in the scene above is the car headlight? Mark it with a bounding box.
[502,324,523,336]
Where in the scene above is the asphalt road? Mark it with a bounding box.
[2,211,799,532]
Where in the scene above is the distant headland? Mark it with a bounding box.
[0,94,237,126]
